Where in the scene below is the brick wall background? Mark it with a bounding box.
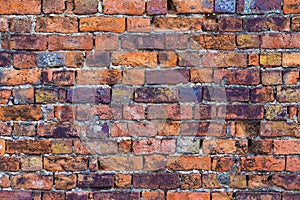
[0,0,300,199]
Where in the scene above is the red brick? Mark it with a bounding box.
[0,105,41,121]
[103,0,145,15]
[42,0,65,14]
[0,0,41,14]
[274,140,300,155]
[65,52,84,68]
[167,156,211,171]
[203,139,248,155]
[112,52,157,68]
[78,174,114,188]
[172,0,213,13]
[214,69,260,85]
[11,174,53,190]
[13,53,36,69]
[74,0,98,14]
[13,88,34,104]
[142,191,165,200]
[284,0,300,14]
[6,140,50,154]
[0,90,11,104]
[241,156,285,171]
[0,156,20,171]
[181,174,201,189]
[147,0,167,15]
[0,174,9,188]
[0,122,12,136]
[248,175,270,189]
[99,156,143,171]
[203,52,247,68]
[77,69,121,85]
[261,34,300,49]
[115,174,132,188]
[235,193,281,200]
[123,69,145,85]
[218,104,264,120]
[292,16,300,31]
[219,17,242,32]
[9,18,31,33]
[95,34,119,50]
[212,193,233,200]
[153,17,203,31]
[181,122,226,137]
[272,174,300,190]
[127,18,151,32]
[0,18,8,32]
[260,121,300,137]
[2,35,47,50]
[283,70,299,84]
[43,192,65,200]
[212,157,235,172]
[202,174,221,189]
[36,17,78,33]
[190,68,213,83]
[286,157,300,172]
[248,54,260,66]
[283,52,300,67]
[121,34,164,50]
[80,17,126,33]
[48,35,93,50]
[249,140,273,155]
[167,192,210,200]
[123,105,145,120]
[44,156,88,172]
[133,139,176,155]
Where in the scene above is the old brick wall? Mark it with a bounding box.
[0,0,300,199]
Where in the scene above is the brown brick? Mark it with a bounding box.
[202,174,221,189]
[248,175,270,189]
[274,140,300,155]
[237,34,260,49]
[44,156,88,172]
[36,17,78,33]
[7,140,50,154]
[214,69,260,85]
[0,52,11,67]
[127,18,151,32]
[135,87,178,103]
[0,156,20,171]
[157,121,180,136]
[284,0,300,14]
[0,0,41,14]
[95,35,119,50]
[112,52,157,68]
[76,69,122,85]
[158,52,177,67]
[74,0,98,14]
[43,192,65,200]
[66,52,84,68]
[134,173,180,189]
[80,17,125,33]
[48,35,93,50]
[249,140,273,155]
[167,156,211,171]
[51,140,72,154]
[212,157,235,172]
[0,105,41,121]
[52,71,75,86]
[292,16,300,31]
[123,69,145,85]
[219,17,242,32]
[250,87,274,102]
[261,33,300,49]
[165,34,188,50]
[190,68,213,83]
[212,193,233,200]
[153,17,203,31]
[0,18,9,32]
[3,35,47,50]
[181,174,201,189]
[277,86,300,102]
[0,90,11,104]
[99,156,143,171]
[78,174,114,188]
[42,0,65,14]
[262,70,282,85]
[103,0,145,15]
[21,156,42,171]
[241,156,285,171]
[248,54,260,66]
[115,174,132,188]
[13,53,36,69]
[172,0,213,13]
[203,139,248,155]
[0,174,9,188]
[199,34,236,50]
[272,174,300,190]
[133,139,176,155]
[11,174,53,190]
[9,18,31,33]
[260,121,300,137]
[203,52,247,68]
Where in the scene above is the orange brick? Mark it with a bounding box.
[36,17,78,33]
[172,0,213,13]
[241,156,285,171]
[95,35,119,50]
[0,0,41,14]
[48,35,93,50]
[167,156,211,171]
[103,0,145,15]
[112,52,158,68]
[80,17,125,33]
[127,18,151,32]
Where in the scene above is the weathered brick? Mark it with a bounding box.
[99,156,143,171]
[286,157,300,172]
[14,123,36,136]
[218,104,264,120]
[214,69,260,85]
[123,105,145,120]
[250,87,274,102]
[133,139,176,155]
[199,34,236,50]
[194,104,216,120]
[76,105,121,120]
[74,0,98,14]
[78,174,114,188]
[203,52,247,68]
[12,88,34,104]
[51,139,73,154]
[277,86,300,102]
[172,0,213,13]
[112,52,157,68]
[202,174,221,189]
[165,34,189,50]
[238,0,281,13]
[0,18,9,32]
[283,52,300,67]
[158,52,177,67]
[76,70,122,85]
[123,69,145,85]
[190,68,213,83]
[127,18,151,32]
[266,105,287,120]
[248,54,260,66]
[203,87,249,102]
[37,52,65,67]
[262,70,282,85]
[2,35,47,50]
[181,174,201,189]
[146,69,189,85]
[9,18,31,33]
[215,0,236,13]
[284,0,300,14]
[283,193,300,200]
[122,34,164,50]
[272,174,300,190]
[260,53,282,67]
[13,53,36,69]
[86,51,110,67]
[283,70,299,84]
[94,192,139,200]
[0,0,41,14]
[74,139,117,154]
[42,0,65,14]
[142,191,165,200]
[53,71,75,86]
[0,156,20,171]
[181,122,226,137]
[37,123,80,138]
[35,89,58,104]
[0,53,11,67]
[134,87,178,103]
[103,0,144,15]
[115,174,132,188]
[0,90,10,104]
[66,52,84,68]
[274,140,300,155]
[219,17,242,32]
[95,35,119,50]
[66,192,88,200]
[21,156,42,171]
[249,140,273,154]
[11,174,53,190]
[212,193,233,200]
[203,139,248,154]
[7,140,50,154]
[67,87,110,104]
[48,35,93,50]
[244,16,290,32]
[134,173,180,189]
[80,17,125,33]
[43,192,65,200]
[0,191,32,200]
[44,156,88,171]
[292,16,300,31]
[36,17,78,33]
[235,192,281,200]
[147,0,167,15]
[237,34,260,49]
[167,192,210,200]
[248,175,270,189]
[261,34,300,49]
[212,157,235,172]
[241,156,285,171]
[260,121,300,137]
[0,105,41,121]
[153,17,203,31]
[167,156,211,171]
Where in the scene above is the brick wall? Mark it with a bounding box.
[0,0,300,199]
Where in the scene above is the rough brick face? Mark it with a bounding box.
[1,0,299,198]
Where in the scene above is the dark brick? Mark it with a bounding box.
[94,192,139,200]
[178,52,200,67]
[6,140,51,154]
[244,16,290,31]
[133,173,180,189]
[135,87,178,103]
[37,52,65,67]
[78,174,114,188]
[0,156,20,171]
[146,69,189,84]
[215,0,236,13]
[121,34,164,50]
[236,192,281,200]
[37,123,80,138]
[218,104,264,120]
[86,51,110,67]
[272,174,300,190]
[179,87,202,103]
[0,52,11,67]
[67,88,111,104]
[66,192,88,200]
[0,191,32,200]
[147,0,167,15]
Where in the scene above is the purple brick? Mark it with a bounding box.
[133,173,180,189]
[179,87,202,103]
[67,87,111,104]
[121,34,165,50]
[66,192,88,200]
[0,52,11,67]
[236,192,281,200]
[94,192,139,200]
[0,191,32,200]
[147,0,167,15]
[238,0,281,13]
[146,69,190,85]
[86,51,109,67]
[78,174,114,188]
